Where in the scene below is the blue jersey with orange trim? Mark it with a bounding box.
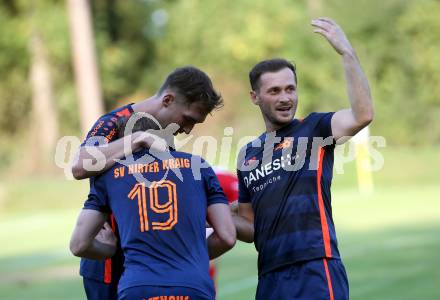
[237,112,339,275]
[80,103,133,147]
[79,103,134,284]
[83,150,225,297]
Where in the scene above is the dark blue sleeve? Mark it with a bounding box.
[83,176,111,213]
[312,112,335,138]
[307,112,336,153]
[81,114,120,147]
[237,169,251,203]
[201,164,229,206]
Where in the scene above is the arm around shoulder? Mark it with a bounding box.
[71,131,157,180]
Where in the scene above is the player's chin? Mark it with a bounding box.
[274,111,294,124]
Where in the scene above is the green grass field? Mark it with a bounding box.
[0,147,439,299]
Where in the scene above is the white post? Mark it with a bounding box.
[352,126,374,195]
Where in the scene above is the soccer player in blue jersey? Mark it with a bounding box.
[72,66,223,299]
[70,116,236,300]
[234,18,374,299]
[72,66,222,180]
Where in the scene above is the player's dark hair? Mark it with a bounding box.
[249,58,297,91]
[158,66,223,112]
[117,113,161,138]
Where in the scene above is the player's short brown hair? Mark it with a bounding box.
[159,66,223,112]
[249,58,297,91]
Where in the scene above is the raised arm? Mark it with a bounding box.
[311,17,374,144]
[206,203,236,260]
[70,209,116,259]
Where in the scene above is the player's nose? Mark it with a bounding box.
[278,97,291,104]
[280,90,294,101]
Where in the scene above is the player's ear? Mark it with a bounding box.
[250,90,259,105]
[162,92,175,107]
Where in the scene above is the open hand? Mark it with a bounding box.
[133,130,168,152]
[311,17,354,56]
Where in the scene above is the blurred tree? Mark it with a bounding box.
[0,0,75,173]
[0,1,30,170]
[29,14,59,171]
[0,2,30,136]
[67,0,104,135]
[325,0,440,145]
[90,0,158,106]
[1,0,440,175]
[397,0,440,144]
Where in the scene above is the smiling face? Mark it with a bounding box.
[251,67,298,132]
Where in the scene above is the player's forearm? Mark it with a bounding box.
[71,238,116,260]
[72,134,144,179]
[206,203,237,259]
[232,214,254,243]
[207,231,235,260]
[342,50,374,127]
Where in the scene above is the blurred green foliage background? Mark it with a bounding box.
[1,0,440,157]
[0,0,439,299]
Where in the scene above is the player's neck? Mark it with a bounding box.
[132,95,159,115]
[265,120,293,133]
[265,120,283,133]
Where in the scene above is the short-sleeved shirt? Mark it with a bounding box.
[80,103,133,147]
[79,104,134,284]
[237,112,339,275]
[84,149,227,297]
